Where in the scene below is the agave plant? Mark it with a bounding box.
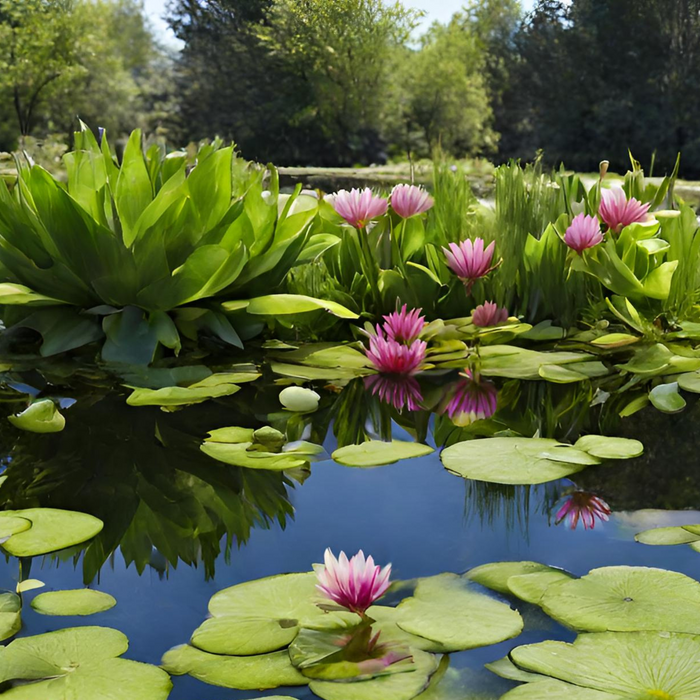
[0,125,326,363]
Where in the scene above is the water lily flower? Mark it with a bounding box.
[382,305,425,344]
[390,184,434,219]
[442,372,498,426]
[598,188,650,233]
[366,334,427,375]
[364,374,423,412]
[331,188,388,229]
[315,549,392,615]
[564,213,604,254]
[472,301,509,328]
[555,491,611,530]
[443,239,498,293]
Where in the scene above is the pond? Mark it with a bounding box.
[0,354,698,700]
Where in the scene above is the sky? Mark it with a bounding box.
[143,0,537,47]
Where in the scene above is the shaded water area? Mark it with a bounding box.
[0,352,698,699]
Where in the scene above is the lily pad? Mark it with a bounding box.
[538,565,700,633]
[573,435,644,460]
[0,626,171,700]
[635,524,700,546]
[279,386,320,412]
[0,516,31,541]
[162,644,307,690]
[485,657,544,683]
[466,561,559,595]
[0,508,103,557]
[506,570,576,605]
[501,679,625,699]
[0,592,21,642]
[308,648,438,700]
[649,382,686,413]
[441,438,599,485]
[333,441,434,468]
[31,589,117,616]
[191,573,351,656]
[9,400,65,433]
[478,346,599,381]
[417,656,514,699]
[507,631,700,699]
[391,574,523,651]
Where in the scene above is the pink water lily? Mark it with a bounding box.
[443,239,498,293]
[364,374,423,412]
[390,184,434,219]
[366,333,426,375]
[564,213,604,253]
[331,188,388,229]
[315,549,392,615]
[382,305,425,344]
[472,301,509,328]
[598,188,650,233]
[442,372,498,426]
[555,491,611,530]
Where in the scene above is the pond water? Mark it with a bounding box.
[0,358,697,699]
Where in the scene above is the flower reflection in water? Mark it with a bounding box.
[555,490,611,530]
[364,374,423,412]
[442,371,498,426]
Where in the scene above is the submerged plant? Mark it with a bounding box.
[314,548,391,616]
[331,188,388,229]
[443,238,499,293]
[472,301,509,328]
[598,187,651,233]
[555,490,611,530]
[390,184,434,219]
[564,213,604,253]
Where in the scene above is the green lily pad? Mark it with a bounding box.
[191,572,351,656]
[478,346,598,380]
[126,371,255,406]
[391,574,523,651]
[573,436,644,460]
[0,508,104,557]
[161,645,307,690]
[507,631,700,699]
[441,438,599,485]
[0,516,31,541]
[279,386,321,412]
[0,626,171,700]
[466,561,559,595]
[9,400,65,433]
[501,679,625,699]
[649,382,686,413]
[539,565,700,633]
[417,656,514,699]
[309,648,438,700]
[506,570,576,605]
[0,592,21,642]
[635,524,700,546]
[333,441,434,468]
[31,590,117,616]
[485,656,545,683]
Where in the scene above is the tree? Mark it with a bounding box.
[0,0,80,136]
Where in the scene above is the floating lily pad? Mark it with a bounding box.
[506,570,575,605]
[635,524,700,546]
[126,371,257,406]
[309,648,438,700]
[0,626,171,699]
[279,386,320,412]
[162,645,307,690]
[485,656,545,683]
[0,516,31,541]
[573,436,644,460]
[466,561,559,595]
[501,679,625,699]
[191,573,350,656]
[16,580,44,593]
[441,438,599,485]
[0,592,21,642]
[0,508,104,557]
[391,574,523,652]
[478,346,599,381]
[507,631,700,699]
[9,400,65,433]
[678,371,700,393]
[333,441,434,468]
[538,566,700,633]
[417,656,514,700]
[31,590,117,616]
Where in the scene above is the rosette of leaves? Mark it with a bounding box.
[0,123,341,364]
[163,571,523,700]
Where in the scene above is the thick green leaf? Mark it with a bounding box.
[573,436,644,460]
[9,400,65,434]
[126,372,249,407]
[0,592,21,642]
[649,382,686,413]
[31,590,116,617]
[116,130,153,247]
[233,294,359,319]
[0,283,65,306]
[333,441,434,468]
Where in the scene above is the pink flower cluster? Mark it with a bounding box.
[555,491,611,530]
[365,305,427,376]
[443,239,498,293]
[315,549,391,615]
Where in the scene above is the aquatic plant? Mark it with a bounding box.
[390,184,434,219]
[564,213,603,253]
[555,490,611,530]
[314,548,391,615]
[442,238,498,293]
[330,188,388,229]
[472,301,509,328]
[598,186,651,232]
[365,334,427,375]
[381,304,425,343]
